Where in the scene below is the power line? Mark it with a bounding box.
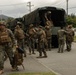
[0,1,76,11]
[52,0,64,6]
[69,6,76,9]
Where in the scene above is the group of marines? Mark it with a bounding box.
[0,11,75,74]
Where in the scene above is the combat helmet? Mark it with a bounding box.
[68,25,72,28]
[47,11,51,14]
[0,21,6,26]
[29,24,33,28]
[17,21,22,25]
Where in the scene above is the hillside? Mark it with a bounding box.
[0,14,14,20]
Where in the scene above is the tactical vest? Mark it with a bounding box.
[45,29,52,39]
[38,29,46,42]
[0,29,11,44]
[66,29,74,42]
[29,28,36,38]
[15,29,25,40]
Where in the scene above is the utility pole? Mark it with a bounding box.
[66,0,69,16]
[27,2,34,13]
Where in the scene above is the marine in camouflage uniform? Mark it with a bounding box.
[45,25,52,51]
[44,11,53,51]
[37,26,47,58]
[28,24,36,55]
[66,25,74,52]
[57,27,66,53]
[14,23,26,57]
[45,11,53,28]
[0,21,16,74]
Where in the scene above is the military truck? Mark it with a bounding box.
[22,6,66,48]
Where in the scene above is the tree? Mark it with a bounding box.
[66,14,76,28]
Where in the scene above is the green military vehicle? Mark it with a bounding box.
[22,6,66,48]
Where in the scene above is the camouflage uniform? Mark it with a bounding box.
[66,25,74,51]
[45,25,52,51]
[14,24,26,57]
[0,21,16,73]
[45,11,53,28]
[44,11,53,51]
[28,24,36,55]
[57,27,66,53]
[37,26,47,58]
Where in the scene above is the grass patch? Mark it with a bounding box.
[74,36,76,42]
[8,72,56,75]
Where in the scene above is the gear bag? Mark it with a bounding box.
[15,29,25,40]
[13,49,25,69]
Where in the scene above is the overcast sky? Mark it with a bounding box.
[0,0,76,18]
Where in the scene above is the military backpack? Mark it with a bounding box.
[0,29,11,44]
[14,29,25,40]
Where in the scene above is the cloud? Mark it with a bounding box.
[0,0,76,18]
[0,0,23,5]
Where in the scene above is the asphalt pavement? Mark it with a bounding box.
[3,50,51,75]
[35,42,76,75]
[2,42,76,75]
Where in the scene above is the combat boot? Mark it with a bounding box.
[11,67,19,71]
[22,50,26,57]
[43,52,47,58]
[49,48,51,51]
[24,52,26,57]
[36,53,42,58]
[0,70,4,74]
[32,52,36,54]
[42,56,47,58]
[36,56,42,58]
[32,49,36,54]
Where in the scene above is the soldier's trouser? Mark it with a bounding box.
[18,39,26,56]
[29,38,35,54]
[5,48,14,67]
[0,46,5,70]
[0,44,14,70]
[47,39,51,50]
[66,41,72,51]
[38,42,47,56]
[58,39,65,52]
[39,48,47,56]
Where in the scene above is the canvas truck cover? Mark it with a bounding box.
[22,6,66,27]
